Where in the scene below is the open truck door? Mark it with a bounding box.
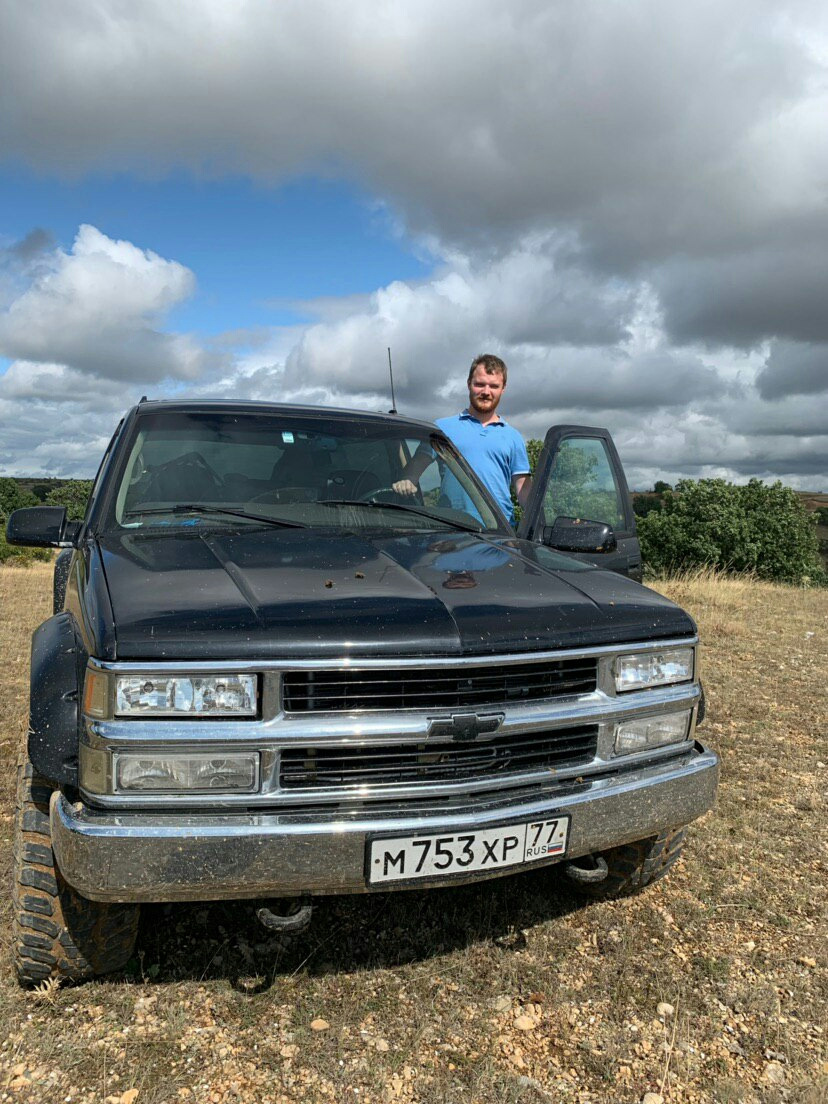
[518,425,642,580]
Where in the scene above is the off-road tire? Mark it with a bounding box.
[574,826,687,899]
[12,756,140,986]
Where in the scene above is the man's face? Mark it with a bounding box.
[468,366,505,418]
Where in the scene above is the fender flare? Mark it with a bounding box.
[29,612,87,788]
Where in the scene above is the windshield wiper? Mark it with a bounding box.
[318,499,484,533]
[123,504,308,529]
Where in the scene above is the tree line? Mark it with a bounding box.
[2,463,826,586]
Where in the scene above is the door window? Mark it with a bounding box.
[542,438,626,530]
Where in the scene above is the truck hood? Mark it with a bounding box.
[97,528,695,660]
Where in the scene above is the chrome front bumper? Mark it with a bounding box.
[52,742,719,903]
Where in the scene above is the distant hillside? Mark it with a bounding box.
[5,477,67,502]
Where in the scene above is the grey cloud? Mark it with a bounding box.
[0,360,130,404]
[0,1,822,258]
[7,228,55,263]
[656,238,828,349]
[0,388,125,476]
[724,393,828,438]
[2,0,828,360]
[755,339,828,400]
[492,349,730,422]
[278,239,637,406]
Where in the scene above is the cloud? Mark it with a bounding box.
[2,1,827,364]
[755,339,828,399]
[0,0,826,486]
[656,238,828,348]
[280,238,636,402]
[1,3,823,249]
[6,228,55,264]
[0,225,223,381]
[0,222,824,489]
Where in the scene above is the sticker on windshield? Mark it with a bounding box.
[282,431,295,444]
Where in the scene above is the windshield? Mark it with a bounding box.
[105,409,506,534]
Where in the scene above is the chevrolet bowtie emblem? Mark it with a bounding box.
[427,711,505,742]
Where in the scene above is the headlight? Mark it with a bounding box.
[614,710,691,754]
[114,752,259,792]
[87,673,258,717]
[614,648,694,693]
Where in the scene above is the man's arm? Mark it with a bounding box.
[513,473,532,507]
[392,450,432,496]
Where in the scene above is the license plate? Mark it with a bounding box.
[366,816,570,885]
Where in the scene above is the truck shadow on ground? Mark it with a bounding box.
[132,865,593,991]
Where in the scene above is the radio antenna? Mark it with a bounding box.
[387,347,398,414]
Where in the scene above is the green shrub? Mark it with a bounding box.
[637,478,825,585]
[0,477,51,564]
[632,493,663,519]
[45,479,94,519]
[0,477,38,517]
[0,532,52,565]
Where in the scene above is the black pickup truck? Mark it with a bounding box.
[7,401,718,983]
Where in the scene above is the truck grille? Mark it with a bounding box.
[279,725,598,790]
[281,657,597,714]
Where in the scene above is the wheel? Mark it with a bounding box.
[569,827,687,899]
[12,756,140,986]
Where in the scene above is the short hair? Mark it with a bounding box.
[468,353,507,385]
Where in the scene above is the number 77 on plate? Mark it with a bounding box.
[367,817,570,885]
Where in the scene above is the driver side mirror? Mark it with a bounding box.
[5,507,81,548]
[542,517,617,554]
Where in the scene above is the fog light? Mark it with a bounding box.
[115,752,259,792]
[614,711,691,754]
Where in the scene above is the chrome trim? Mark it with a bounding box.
[87,636,698,673]
[83,681,700,746]
[78,683,701,808]
[52,742,719,902]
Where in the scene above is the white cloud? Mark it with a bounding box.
[0,225,220,381]
[1,0,827,485]
[1,225,825,488]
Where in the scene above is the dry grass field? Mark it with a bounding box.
[0,563,825,1104]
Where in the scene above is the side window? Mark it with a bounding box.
[543,438,626,530]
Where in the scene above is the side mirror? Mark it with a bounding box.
[5,507,80,548]
[542,516,617,554]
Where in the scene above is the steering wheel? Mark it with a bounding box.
[358,486,407,503]
[144,450,224,496]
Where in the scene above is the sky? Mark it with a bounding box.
[1,0,826,490]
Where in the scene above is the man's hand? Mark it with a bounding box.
[391,479,418,496]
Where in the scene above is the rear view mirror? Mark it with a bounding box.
[542,517,617,554]
[5,507,80,548]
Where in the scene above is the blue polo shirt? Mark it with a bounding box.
[437,411,530,525]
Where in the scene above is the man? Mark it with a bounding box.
[394,353,532,525]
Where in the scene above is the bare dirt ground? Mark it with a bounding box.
[0,564,825,1104]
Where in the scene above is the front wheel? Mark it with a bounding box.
[12,756,140,986]
[570,827,687,899]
